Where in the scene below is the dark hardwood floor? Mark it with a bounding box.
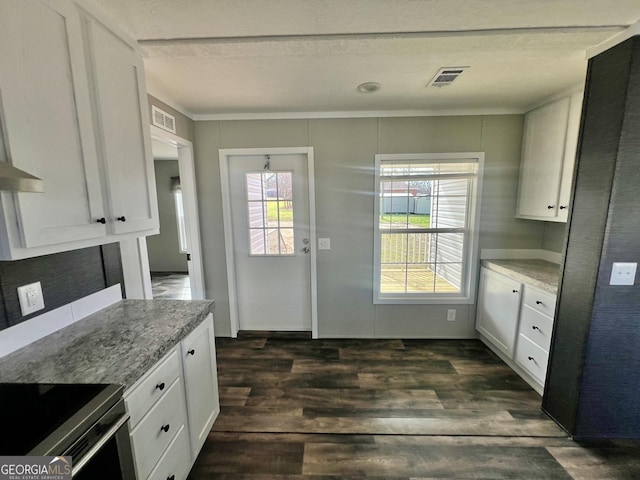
[188,332,640,479]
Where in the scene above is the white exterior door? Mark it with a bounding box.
[229,153,312,331]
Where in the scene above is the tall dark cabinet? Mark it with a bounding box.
[542,35,640,440]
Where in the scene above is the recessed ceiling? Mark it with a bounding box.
[81,0,640,117]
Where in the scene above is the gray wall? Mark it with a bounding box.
[147,160,188,273]
[542,222,567,253]
[148,95,194,141]
[193,115,546,337]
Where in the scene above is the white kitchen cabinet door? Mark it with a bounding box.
[0,0,107,249]
[517,97,571,220]
[476,268,522,358]
[556,91,584,222]
[181,313,219,460]
[85,17,158,235]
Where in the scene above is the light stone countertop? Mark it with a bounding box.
[481,259,561,294]
[0,299,214,389]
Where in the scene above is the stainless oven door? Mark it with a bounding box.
[64,398,136,480]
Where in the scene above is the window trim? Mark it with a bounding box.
[373,152,484,305]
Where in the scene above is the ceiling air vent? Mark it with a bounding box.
[151,105,176,134]
[428,66,469,87]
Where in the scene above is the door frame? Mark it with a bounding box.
[219,147,318,338]
[121,125,205,300]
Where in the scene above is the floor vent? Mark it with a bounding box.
[151,105,176,134]
[429,67,469,87]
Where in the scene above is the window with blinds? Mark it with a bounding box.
[374,154,484,304]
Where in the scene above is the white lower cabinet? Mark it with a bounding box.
[476,267,556,393]
[130,378,188,480]
[475,268,522,358]
[147,425,191,480]
[125,313,219,480]
[181,315,220,460]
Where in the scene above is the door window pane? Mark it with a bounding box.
[246,171,294,256]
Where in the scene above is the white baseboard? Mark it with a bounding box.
[0,284,123,359]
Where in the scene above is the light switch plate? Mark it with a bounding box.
[17,281,45,316]
[610,262,637,286]
[318,238,331,250]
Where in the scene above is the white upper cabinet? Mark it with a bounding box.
[517,91,583,222]
[84,16,158,235]
[0,0,107,250]
[0,0,159,259]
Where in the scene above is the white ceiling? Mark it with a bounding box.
[82,0,640,117]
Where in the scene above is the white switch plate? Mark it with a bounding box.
[447,309,456,321]
[610,262,637,286]
[318,238,331,250]
[17,281,45,316]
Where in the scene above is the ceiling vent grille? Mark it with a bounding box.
[429,67,469,87]
[151,105,176,134]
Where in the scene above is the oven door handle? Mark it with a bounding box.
[72,412,130,477]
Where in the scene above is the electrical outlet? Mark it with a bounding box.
[447,309,456,321]
[610,262,637,285]
[17,281,45,316]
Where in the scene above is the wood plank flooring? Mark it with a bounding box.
[188,333,640,479]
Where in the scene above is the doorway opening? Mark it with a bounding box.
[146,126,205,300]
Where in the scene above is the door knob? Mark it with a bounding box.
[302,246,310,254]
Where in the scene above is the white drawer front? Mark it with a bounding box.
[519,305,554,352]
[147,424,191,480]
[126,348,181,428]
[522,286,556,317]
[130,378,188,480]
[515,334,549,384]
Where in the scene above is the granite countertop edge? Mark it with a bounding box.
[0,299,215,390]
[481,259,560,294]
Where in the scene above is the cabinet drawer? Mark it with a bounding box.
[519,305,554,352]
[147,424,191,480]
[126,349,181,428]
[515,335,549,384]
[130,378,188,480]
[522,287,556,317]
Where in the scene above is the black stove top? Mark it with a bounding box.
[0,383,122,455]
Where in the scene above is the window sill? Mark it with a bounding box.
[374,295,474,305]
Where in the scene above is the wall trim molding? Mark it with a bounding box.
[193,108,522,121]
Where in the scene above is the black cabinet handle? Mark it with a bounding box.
[559,205,567,210]
[117,216,126,222]
[187,349,195,356]
[161,424,170,433]
[96,217,106,224]
[512,289,518,293]
[528,356,535,361]
[532,325,540,331]
[156,382,165,391]
[547,205,554,209]
[167,476,175,480]
[535,300,543,305]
